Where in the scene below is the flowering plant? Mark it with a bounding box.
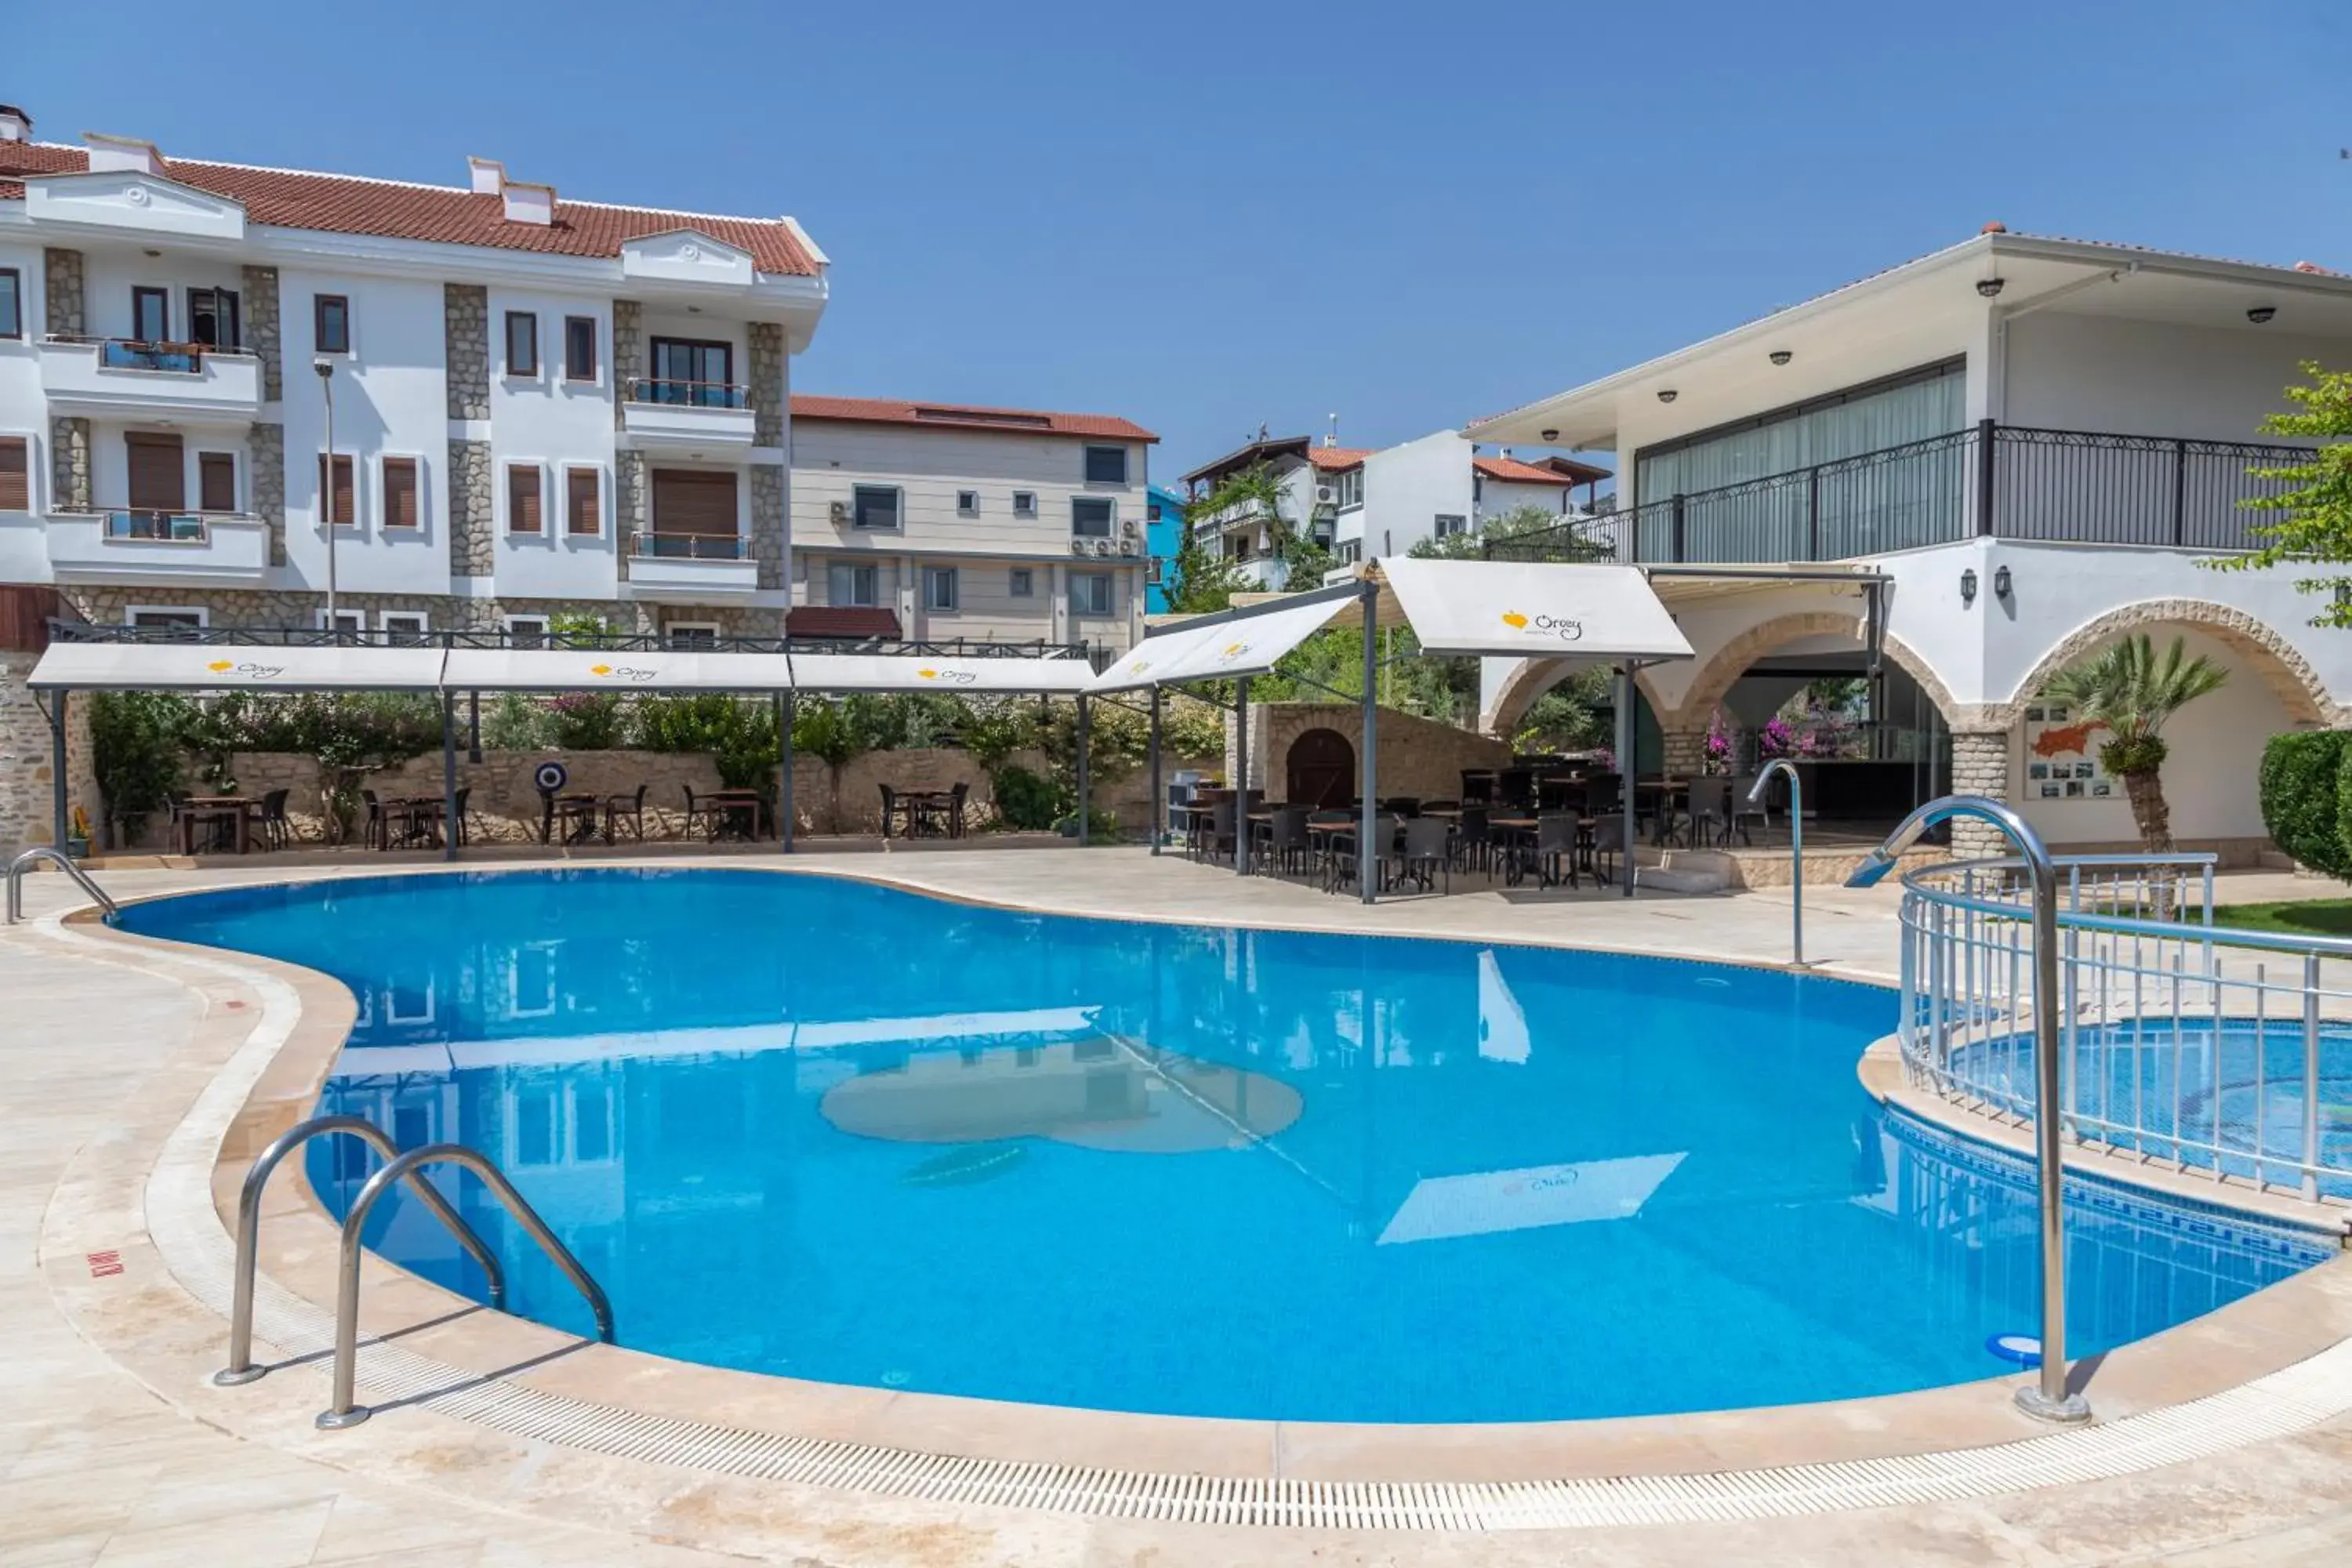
[1757,717,1795,760]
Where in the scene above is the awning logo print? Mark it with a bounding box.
[1501,610,1584,642]
[206,658,285,678]
[916,667,977,684]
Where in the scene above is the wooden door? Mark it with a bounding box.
[1285,728,1356,809]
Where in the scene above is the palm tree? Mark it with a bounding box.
[2040,633,2227,854]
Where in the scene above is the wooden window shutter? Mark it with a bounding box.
[0,437,27,511]
[318,453,354,524]
[508,464,543,533]
[198,452,236,513]
[129,432,187,511]
[567,468,601,535]
[383,458,419,528]
[650,469,738,538]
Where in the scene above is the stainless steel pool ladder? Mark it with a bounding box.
[5,846,118,924]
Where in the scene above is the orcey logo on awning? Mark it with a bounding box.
[1499,611,1584,642]
[916,667,978,685]
[205,658,287,679]
[588,662,660,683]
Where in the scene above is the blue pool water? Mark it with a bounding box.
[121,869,2329,1425]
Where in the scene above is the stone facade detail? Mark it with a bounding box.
[1998,597,2343,731]
[49,418,89,511]
[1947,728,2013,857]
[444,285,490,419]
[612,299,643,426]
[1659,728,1710,779]
[750,465,786,590]
[248,422,286,565]
[0,652,97,855]
[748,321,786,446]
[448,439,494,578]
[241,264,282,401]
[1232,701,1512,800]
[42,248,83,335]
[615,448,647,580]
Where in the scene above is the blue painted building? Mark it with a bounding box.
[1145,483,1187,612]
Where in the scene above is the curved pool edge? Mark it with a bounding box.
[38,859,2352,1523]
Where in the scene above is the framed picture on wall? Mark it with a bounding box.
[2024,701,2111,804]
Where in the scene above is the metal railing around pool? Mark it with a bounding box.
[1898,851,2352,1204]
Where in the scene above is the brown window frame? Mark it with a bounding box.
[314,293,350,355]
[317,453,356,527]
[506,463,544,535]
[564,316,597,382]
[381,456,420,530]
[197,451,237,514]
[564,466,601,536]
[504,310,539,377]
[0,268,22,340]
[0,435,28,511]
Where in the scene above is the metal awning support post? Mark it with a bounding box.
[779,691,796,852]
[466,690,482,764]
[45,689,68,855]
[1614,664,1636,898]
[1076,695,1092,847]
[439,691,459,862]
[1359,578,1380,904]
[1234,677,1251,875]
[1148,687,1163,857]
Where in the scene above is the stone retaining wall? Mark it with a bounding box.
[0,654,98,854]
[1232,702,1513,803]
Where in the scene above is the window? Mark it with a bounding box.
[506,463,544,534]
[851,485,901,530]
[316,608,365,636]
[129,606,207,633]
[0,268,22,339]
[666,622,720,649]
[572,1080,614,1163]
[1069,571,1113,618]
[130,286,169,343]
[506,615,549,648]
[198,452,236,513]
[1146,501,1162,522]
[827,562,879,607]
[1083,445,1128,484]
[0,437,27,511]
[314,294,350,354]
[381,456,419,529]
[565,467,601,536]
[514,1087,556,1167]
[564,316,597,382]
[924,566,959,612]
[1337,539,1363,564]
[317,453,355,527]
[1008,567,1033,598]
[1433,513,1468,539]
[187,287,239,349]
[504,310,539,376]
[956,489,979,516]
[380,612,429,645]
[1334,467,1364,510]
[1071,496,1114,539]
[1012,491,1036,517]
[648,336,734,402]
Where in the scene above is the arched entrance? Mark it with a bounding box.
[1285,728,1356,809]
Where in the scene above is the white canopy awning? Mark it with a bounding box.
[1377,557,1694,662]
[26,641,447,691]
[440,648,794,692]
[1132,592,1357,684]
[1087,616,1231,694]
[789,653,1095,694]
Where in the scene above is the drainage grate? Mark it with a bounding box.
[84,921,2352,1533]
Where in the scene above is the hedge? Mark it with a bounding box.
[2259,731,2352,880]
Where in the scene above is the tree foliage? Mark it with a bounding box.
[2208,361,2352,623]
[2041,633,2228,852]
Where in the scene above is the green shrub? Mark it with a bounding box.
[89,691,193,837]
[2259,731,2352,878]
[989,764,1063,831]
[546,692,626,750]
[480,692,557,750]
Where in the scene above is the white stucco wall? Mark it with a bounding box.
[1360,430,1472,561]
[0,235,50,579]
[488,287,618,601]
[2000,310,2352,442]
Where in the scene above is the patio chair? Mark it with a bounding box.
[1261,804,1313,877]
[1588,811,1628,887]
[1686,775,1733,848]
[1452,804,1495,875]
[681,785,719,841]
[605,782,648,844]
[877,782,900,839]
[1581,773,1623,816]
[1461,770,1496,805]
[1385,817,1451,895]
[361,789,388,851]
[948,781,971,839]
[1497,768,1534,811]
[1534,811,1581,888]
[452,786,473,848]
[247,788,292,852]
[1312,811,1360,893]
[1203,798,1238,864]
[1729,773,1773,845]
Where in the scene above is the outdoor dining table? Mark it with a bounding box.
[546,793,600,846]
[177,796,252,855]
[390,795,451,851]
[706,788,765,841]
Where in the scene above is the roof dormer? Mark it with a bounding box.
[84,132,162,176]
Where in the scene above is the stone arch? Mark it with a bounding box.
[1662,609,1962,732]
[1998,598,2340,731]
[1482,657,1671,739]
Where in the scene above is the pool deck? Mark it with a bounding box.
[7,845,2352,1566]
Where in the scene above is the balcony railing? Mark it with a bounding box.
[623,376,749,409]
[633,532,747,560]
[1484,420,2318,564]
[47,335,246,374]
[100,509,216,543]
[47,619,1104,662]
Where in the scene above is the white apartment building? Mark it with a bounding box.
[1468,226,2352,861]
[787,396,1155,652]
[0,106,827,651]
[1180,431,1607,587]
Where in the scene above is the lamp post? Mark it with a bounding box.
[1846,794,2090,1425]
[315,356,339,636]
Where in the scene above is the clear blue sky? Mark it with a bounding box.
[17,2,2350,479]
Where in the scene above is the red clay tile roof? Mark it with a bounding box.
[1475,454,1587,485]
[790,395,1156,442]
[0,141,822,277]
[1305,446,1374,472]
[786,607,903,641]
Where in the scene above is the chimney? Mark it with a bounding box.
[501,180,555,227]
[466,155,505,195]
[85,132,162,176]
[0,104,31,143]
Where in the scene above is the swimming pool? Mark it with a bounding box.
[122,868,2329,1425]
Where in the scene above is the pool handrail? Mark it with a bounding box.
[216,1115,508,1386]
[1748,760,1803,964]
[318,1142,614,1430]
[5,846,117,924]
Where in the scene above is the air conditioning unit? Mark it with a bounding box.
[828,499,849,524]
[1092,538,1113,557]
[1316,485,1336,504]
[1070,539,1091,556]
[1121,518,1141,539]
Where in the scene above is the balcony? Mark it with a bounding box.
[38,336,263,420]
[1485,423,2317,565]
[619,377,757,450]
[625,531,759,598]
[46,510,270,584]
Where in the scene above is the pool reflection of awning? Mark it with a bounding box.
[1376,1152,1687,1245]
[1476,949,1530,1065]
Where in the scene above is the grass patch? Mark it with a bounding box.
[2209,898,2352,938]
